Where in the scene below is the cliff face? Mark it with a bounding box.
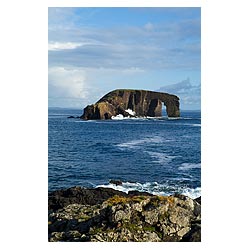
[81,89,180,119]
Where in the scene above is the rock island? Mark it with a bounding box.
[80,89,180,120]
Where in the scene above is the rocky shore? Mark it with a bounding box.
[48,186,201,242]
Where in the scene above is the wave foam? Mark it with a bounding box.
[179,163,201,171]
[167,117,181,120]
[145,151,177,164]
[192,124,201,127]
[111,114,125,120]
[181,187,201,199]
[125,109,136,116]
[117,136,164,149]
[96,181,201,199]
[182,123,201,127]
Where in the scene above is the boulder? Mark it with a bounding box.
[181,223,201,242]
[49,186,153,211]
[109,180,123,186]
[48,187,127,211]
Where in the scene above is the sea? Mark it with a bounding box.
[48,108,201,199]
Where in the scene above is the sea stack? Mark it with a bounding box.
[80,89,180,120]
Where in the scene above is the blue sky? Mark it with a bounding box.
[48,7,201,110]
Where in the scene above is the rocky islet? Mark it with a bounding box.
[80,89,180,120]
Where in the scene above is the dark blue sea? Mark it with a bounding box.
[48,108,201,198]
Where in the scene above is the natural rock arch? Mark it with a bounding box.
[80,89,180,120]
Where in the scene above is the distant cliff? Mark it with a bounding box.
[80,89,180,120]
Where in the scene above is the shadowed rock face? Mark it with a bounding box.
[80,89,180,120]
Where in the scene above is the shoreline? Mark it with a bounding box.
[48,186,201,242]
[49,180,201,202]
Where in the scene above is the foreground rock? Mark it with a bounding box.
[80,89,180,120]
[48,186,152,211]
[48,189,201,242]
[49,187,127,211]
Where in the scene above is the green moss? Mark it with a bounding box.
[106,195,128,206]
[144,226,156,232]
[90,226,117,236]
[121,223,141,232]
[144,225,163,239]
[106,195,148,206]
[156,231,163,239]
[131,196,147,202]
[153,195,176,205]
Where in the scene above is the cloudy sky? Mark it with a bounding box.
[48,7,201,110]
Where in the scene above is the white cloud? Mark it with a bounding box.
[48,8,200,108]
[48,66,107,108]
[48,67,88,99]
[48,42,83,51]
[48,18,200,71]
[144,22,154,31]
[88,67,145,75]
[48,66,148,108]
[156,78,201,110]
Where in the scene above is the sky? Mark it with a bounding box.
[48,7,201,110]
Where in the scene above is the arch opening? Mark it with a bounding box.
[161,101,168,117]
[146,99,162,117]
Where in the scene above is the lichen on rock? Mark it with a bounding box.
[48,189,201,242]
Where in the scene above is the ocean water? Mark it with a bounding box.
[48,108,201,199]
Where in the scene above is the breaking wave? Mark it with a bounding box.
[96,181,201,199]
[125,109,136,116]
